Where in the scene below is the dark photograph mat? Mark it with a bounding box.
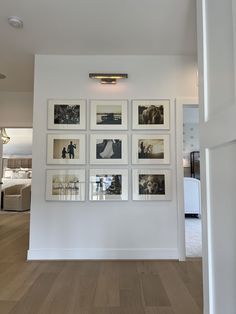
[96,105,122,125]
[138,139,164,159]
[53,139,80,159]
[96,139,122,159]
[54,104,80,125]
[138,104,164,125]
[95,174,122,195]
[139,174,165,195]
[52,174,80,196]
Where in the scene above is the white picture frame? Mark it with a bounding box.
[132,169,171,201]
[90,100,128,130]
[132,99,170,130]
[90,134,128,164]
[46,169,86,201]
[48,99,86,130]
[132,134,170,164]
[47,134,86,164]
[89,169,128,201]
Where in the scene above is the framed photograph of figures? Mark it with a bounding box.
[132,99,170,130]
[90,100,128,130]
[90,134,128,164]
[47,134,86,164]
[48,99,86,130]
[132,134,170,164]
[132,169,171,201]
[89,169,128,201]
[46,169,86,201]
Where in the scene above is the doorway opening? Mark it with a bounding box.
[0,128,32,212]
[182,106,202,257]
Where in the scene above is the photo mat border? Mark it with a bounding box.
[48,99,86,130]
[46,169,86,201]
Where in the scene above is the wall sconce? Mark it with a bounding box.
[89,73,128,84]
[0,128,10,144]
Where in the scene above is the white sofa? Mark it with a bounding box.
[184,177,201,215]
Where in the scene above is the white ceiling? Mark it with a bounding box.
[0,0,197,92]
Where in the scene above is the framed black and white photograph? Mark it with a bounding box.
[48,99,86,130]
[132,134,170,164]
[132,99,170,130]
[46,169,85,201]
[90,134,128,164]
[90,100,128,130]
[132,169,171,200]
[89,169,128,201]
[47,134,86,164]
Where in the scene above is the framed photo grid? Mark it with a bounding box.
[48,99,86,130]
[45,98,172,201]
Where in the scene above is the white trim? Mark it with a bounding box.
[175,97,198,262]
[197,1,211,313]
[27,248,178,260]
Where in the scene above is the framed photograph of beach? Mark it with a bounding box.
[90,134,128,164]
[48,99,86,130]
[90,100,128,130]
[132,99,170,130]
[89,169,128,201]
[132,134,170,164]
[132,169,171,201]
[46,169,86,201]
[47,134,86,164]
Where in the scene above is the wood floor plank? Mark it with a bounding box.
[0,213,203,314]
[113,306,145,314]
[93,274,120,307]
[8,273,58,314]
[157,262,202,314]
[0,301,17,314]
[0,262,40,301]
[141,274,170,307]
[145,306,174,314]
[66,272,98,312]
[173,260,203,310]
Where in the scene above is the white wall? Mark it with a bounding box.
[0,92,33,127]
[28,55,197,260]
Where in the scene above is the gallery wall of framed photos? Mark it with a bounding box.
[45,98,172,202]
[28,55,198,260]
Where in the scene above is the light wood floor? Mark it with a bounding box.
[0,212,203,314]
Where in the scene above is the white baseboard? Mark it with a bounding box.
[27,248,178,260]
